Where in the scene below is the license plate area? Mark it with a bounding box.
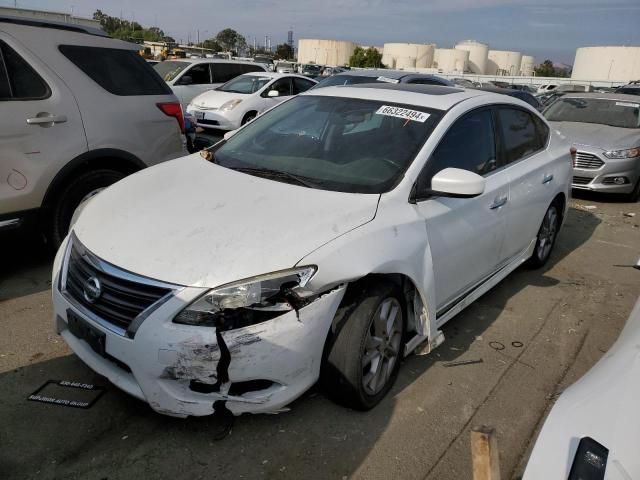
[67,309,106,357]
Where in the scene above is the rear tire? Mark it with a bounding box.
[527,202,560,269]
[322,280,405,410]
[50,169,125,249]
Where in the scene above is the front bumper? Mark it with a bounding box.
[572,149,640,194]
[52,238,345,417]
[185,105,240,131]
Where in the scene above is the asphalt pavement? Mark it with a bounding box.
[1,191,639,480]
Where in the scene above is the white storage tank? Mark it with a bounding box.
[454,40,489,74]
[381,53,396,69]
[572,46,640,82]
[395,56,416,69]
[382,43,435,69]
[297,39,357,67]
[520,55,535,76]
[433,48,469,73]
[487,50,522,75]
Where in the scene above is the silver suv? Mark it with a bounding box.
[0,17,184,246]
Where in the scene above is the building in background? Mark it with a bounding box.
[454,40,489,74]
[0,6,100,28]
[287,30,293,48]
[572,46,640,82]
[520,55,535,76]
[297,38,357,66]
[433,48,469,73]
[487,50,523,76]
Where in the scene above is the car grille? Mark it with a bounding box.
[574,151,604,169]
[64,244,172,332]
[572,176,593,185]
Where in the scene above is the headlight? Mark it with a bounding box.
[220,99,243,112]
[174,266,317,328]
[603,146,640,159]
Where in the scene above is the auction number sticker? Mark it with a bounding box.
[616,102,639,108]
[375,105,430,123]
[376,76,400,84]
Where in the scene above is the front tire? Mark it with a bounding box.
[322,280,405,410]
[527,202,560,268]
[241,112,257,125]
[50,169,125,248]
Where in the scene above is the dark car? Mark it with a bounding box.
[313,69,453,89]
[616,81,640,96]
[472,86,542,111]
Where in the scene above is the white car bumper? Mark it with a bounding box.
[185,105,241,131]
[52,236,345,417]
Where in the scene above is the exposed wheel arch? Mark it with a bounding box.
[241,111,258,125]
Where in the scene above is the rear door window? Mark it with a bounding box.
[212,63,239,83]
[496,107,546,164]
[240,64,266,74]
[0,40,50,100]
[181,63,210,84]
[59,45,170,96]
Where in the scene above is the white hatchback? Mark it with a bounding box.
[186,72,317,130]
[52,85,572,418]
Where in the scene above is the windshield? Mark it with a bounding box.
[153,61,190,82]
[544,97,640,128]
[213,95,442,193]
[218,75,271,94]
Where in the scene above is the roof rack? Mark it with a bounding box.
[0,15,109,37]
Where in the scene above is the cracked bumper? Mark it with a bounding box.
[52,261,345,417]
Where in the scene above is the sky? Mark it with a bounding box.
[5,0,640,65]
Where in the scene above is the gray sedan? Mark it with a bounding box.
[545,93,640,201]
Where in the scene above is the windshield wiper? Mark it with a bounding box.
[230,167,319,188]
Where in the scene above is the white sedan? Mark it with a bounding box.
[52,85,571,418]
[186,72,317,130]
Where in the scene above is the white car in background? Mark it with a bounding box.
[186,72,317,130]
[537,84,558,94]
[52,85,571,418]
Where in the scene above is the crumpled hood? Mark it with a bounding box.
[73,155,379,288]
[548,121,640,150]
[191,90,248,109]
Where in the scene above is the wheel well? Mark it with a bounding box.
[42,150,145,210]
[243,111,258,121]
[552,192,566,223]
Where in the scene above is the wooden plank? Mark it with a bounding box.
[471,425,501,480]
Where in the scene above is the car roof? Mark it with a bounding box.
[0,15,108,37]
[167,58,261,66]
[559,92,640,102]
[241,71,317,81]
[305,83,500,111]
[333,69,409,79]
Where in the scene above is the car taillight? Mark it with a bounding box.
[570,146,577,167]
[157,102,185,133]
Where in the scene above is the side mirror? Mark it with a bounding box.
[223,129,238,141]
[431,168,485,198]
[267,89,280,98]
[178,75,193,85]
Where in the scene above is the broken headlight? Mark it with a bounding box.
[173,266,317,329]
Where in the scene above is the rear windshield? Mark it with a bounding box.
[154,61,189,82]
[314,75,381,88]
[544,97,640,129]
[213,95,443,194]
[60,46,171,96]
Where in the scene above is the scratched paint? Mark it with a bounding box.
[7,169,27,190]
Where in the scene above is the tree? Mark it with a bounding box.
[202,38,222,51]
[534,59,570,78]
[349,47,384,68]
[215,28,247,54]
[275,43,293,60]
[92,9,167,43]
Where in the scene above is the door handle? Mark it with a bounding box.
[542,173,554,184]
[26,114,68,126]
[489,195,508,210]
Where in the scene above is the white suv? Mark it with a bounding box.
[0,17,184,246]
[52,84,571,417]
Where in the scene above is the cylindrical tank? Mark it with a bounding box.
[520,55,535,76]
[487,50,522,76]
[433,48,469,73]
[297,39,357,67]
[395,56,416,69]
[572,46,640,82]
[383,43,435,69]
[454,40,489,74]
[381,53,396,69]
